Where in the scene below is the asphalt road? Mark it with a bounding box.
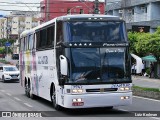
[0,80,160,120]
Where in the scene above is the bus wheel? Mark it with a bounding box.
[51,86,61,110]
[25,84,30,98]
[29,84,36,99]
[25,84,28,96]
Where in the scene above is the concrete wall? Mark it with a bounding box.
[150,2,160,20]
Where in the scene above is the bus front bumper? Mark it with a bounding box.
[63,92,132,108]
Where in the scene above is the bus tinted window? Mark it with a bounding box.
[56,22,63,44]
[63,21,126,42]
[40,29,47,47]
[36,31,40,48]
[28,35,32,50]
[47,25,54,46]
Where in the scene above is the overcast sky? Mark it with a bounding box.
[0,0,105,15]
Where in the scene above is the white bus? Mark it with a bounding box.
[20,14,132,110]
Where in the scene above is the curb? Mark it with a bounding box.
[133,88,160,100]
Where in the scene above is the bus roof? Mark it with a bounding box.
[20,14,122,37]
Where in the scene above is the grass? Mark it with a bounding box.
[133,86,160,92]
[0,59,10,64]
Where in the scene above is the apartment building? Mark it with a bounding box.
[106,0,160,33]
[0,11,39,54]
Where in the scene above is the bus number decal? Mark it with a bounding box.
[38,56,48,64]
[71,85,83,89]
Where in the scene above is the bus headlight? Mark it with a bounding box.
[119,87,131,91]
[72,89,83,94]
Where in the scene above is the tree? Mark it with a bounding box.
[128,27,160,59]
[0,38,15,55]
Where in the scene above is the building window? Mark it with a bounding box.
[67,8,71,14]
[141,7,147,13]
[80,9,84,14]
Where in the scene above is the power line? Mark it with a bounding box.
[0,5,39,7]
[0,9,75,13]
[0,1,104,4]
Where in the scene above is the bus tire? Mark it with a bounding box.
[29,82,36,99]
[25,84,28,96]
[51,85,62,110]
[25,84,30,98]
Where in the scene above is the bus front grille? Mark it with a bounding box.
[86,88,118,92]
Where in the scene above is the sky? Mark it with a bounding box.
[0,0,41,15]
[0,0,105,15]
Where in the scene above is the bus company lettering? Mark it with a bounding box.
[103,43,129,47]
[38,56,48,64]
[111,83,130,88]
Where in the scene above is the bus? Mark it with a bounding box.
[19,14,132,110]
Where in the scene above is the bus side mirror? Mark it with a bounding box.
[59,55,68,76]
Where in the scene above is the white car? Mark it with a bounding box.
[0,65,20,83]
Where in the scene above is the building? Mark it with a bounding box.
[0,11,39,54]
[106,0,160,33]
[40,0,105,23]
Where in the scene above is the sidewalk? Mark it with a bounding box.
[132,76,160,89]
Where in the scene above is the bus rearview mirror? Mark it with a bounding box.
[59,55,68,76]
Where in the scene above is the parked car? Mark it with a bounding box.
[0,65,20,83]
[12,54,19,60]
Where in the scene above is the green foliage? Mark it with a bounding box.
[0,60,10,64]
[0,47,6,54]
[0,38,14,54]
[145,67,150,75]
[133,86,160,92]
[128,27,160,59]
[0,38,15,46]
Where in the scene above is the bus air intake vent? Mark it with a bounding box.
[86,88,118,92]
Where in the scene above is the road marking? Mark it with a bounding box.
[133,96,160,102]
[6,93,12,96]
[14,97,21,101]
[150,117,160,120]
[24,103,33,108]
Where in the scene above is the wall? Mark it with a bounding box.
[40,0,105,23]
[150,2,160,20]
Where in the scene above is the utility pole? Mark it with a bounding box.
[94,0,99,14]
[6,17,9,61]
[46,0,50,21]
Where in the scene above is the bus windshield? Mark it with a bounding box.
[67,48,131,84]
[63,21,126,42]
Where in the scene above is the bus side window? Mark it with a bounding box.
[20,38,23,51]
[28,34,33,50]
[23,37,26,51]
[40,28,47,48]
[36,31,40,49]
[25,36,28,51]
[33,33,36,50]
[56,22,63,44]
[47,25,54,47]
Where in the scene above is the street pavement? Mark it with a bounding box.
[0,81,160,120]
[132,76,160,89]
